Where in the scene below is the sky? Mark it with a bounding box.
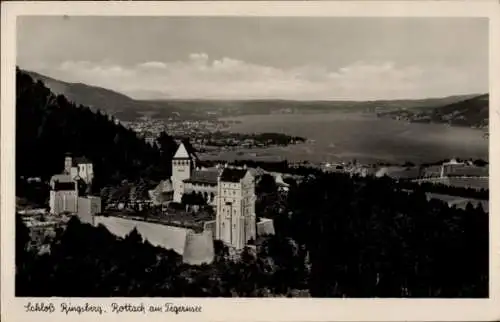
[17,16,488,100]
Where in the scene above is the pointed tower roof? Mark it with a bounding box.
[174,142,191,159]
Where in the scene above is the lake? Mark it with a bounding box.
[200,112,488,164]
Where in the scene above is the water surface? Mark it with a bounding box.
[204,112,488,164]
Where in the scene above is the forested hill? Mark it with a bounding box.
[430,94,489,128]
[378,94,489,128]
[25,70,159,121]
[25,70,203,121]
[16,67,179,191]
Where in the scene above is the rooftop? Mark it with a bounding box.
[184,169,219,185]
[65,154,92,165]
[73,156,92,165]
[51,174,74,183]
[173,142,191,159]
[220,167,249,183]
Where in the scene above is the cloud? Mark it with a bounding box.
[137,61,167,69]
[28,53,486,100]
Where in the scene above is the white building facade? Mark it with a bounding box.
[215,167,256,250]
[50,155,95,215]
[170,143,219,204]
[171,143,195,203]
[64,155,94,185]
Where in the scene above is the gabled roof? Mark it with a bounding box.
[74,156,92,165]
[174,140,198,160]
[184,169,219,185]
[51,174,74,183]
[173,143,191,159]
[65,153,92,165]
[220,168,248,183]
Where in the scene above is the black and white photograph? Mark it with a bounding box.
[2,1,500,321]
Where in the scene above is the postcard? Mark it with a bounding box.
[1,1,499,321]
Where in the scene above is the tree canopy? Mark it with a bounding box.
[16,68,176,193]
[16,171,488,297]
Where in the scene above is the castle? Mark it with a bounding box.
[94,143,263,263]
[51,144,272,264]
[169,142,257,250]
[49,154,100,216]
[170,142,219,204]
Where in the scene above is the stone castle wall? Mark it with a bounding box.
[93,215,214,265]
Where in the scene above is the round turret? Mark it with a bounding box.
[183,230,215,265]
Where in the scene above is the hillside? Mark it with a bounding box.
[378,94,489,129]
[25,70,185,121]
[429,94,489,128]
[16,67,178,192]
[24,70,481,122]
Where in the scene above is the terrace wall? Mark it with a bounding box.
[94,215,189,255]
[93,215,215,265]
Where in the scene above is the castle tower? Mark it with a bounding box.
[74,157,94,185]
[64,155,73,174]
[215,167,256,250]
[183,230,215,265]
[171,142,193,203]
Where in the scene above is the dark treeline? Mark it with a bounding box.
[16,215,307,297]
[16,68,178,195]
[283,173,488,297]
[17,171,488,297]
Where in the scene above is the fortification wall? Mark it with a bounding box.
[94,216,190,255]
[257,218,275,236]
[77,196,101,225]
[183,230,215,265]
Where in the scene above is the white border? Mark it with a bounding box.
[2,2,500,322]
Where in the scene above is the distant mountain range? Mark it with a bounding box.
[24,69,489,128]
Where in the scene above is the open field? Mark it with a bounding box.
[426,193,488,212]
[415,176,489,190]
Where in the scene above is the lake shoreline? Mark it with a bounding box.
[211,112,488,165]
